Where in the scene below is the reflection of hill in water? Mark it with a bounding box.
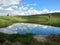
[0,23,60,34]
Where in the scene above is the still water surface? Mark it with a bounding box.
[0,23,60,35]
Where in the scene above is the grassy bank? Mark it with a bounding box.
[0,13,60,28]
[1,32,60,45]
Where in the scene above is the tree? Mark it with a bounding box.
[7,14,9,16]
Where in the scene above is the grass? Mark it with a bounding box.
[0,13,60,28]
[1,32,60,45]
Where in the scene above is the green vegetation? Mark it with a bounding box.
[0,13,60,28]
[0,32,40,45]
[1,32,60,45]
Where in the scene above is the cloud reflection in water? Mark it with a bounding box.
[0,23,60,34]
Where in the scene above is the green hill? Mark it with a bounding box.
[0,12,60,28]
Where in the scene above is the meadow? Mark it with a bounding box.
[0,13,60,28]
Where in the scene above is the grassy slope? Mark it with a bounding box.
[0,13,60,28]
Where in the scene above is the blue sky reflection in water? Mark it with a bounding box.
[0,23,60,35]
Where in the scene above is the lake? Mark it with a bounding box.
[0,23,60,35]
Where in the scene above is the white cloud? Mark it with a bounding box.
[0,0,60,15]
[50,10,60,13]
[19,6,28,10]
[7,23,48,30]
[0,0,20,15]
[5,7,13,11]
[2,30,17,34]
[39,25,48,29]
[39,9,49,14]
[0,7,4,10]
[26,8,39,15]
[5,6,18,11]
[26,4,36,6]
[0,28,17,34]
[0,23,49,34]
[4,6,18,15]
[0,0,20,6]
[0,23,48,34]
[0,6,60,15]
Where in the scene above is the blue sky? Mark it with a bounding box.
[0,0,60,15]
[20,0,60,10]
